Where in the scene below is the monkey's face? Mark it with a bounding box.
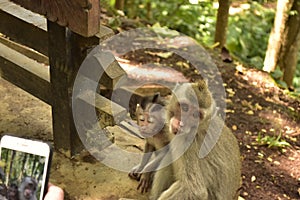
[8,185,18,198]
[137,103,166,138]
[169,100,203,134]
[169,81,213,135]
[21,178,37,199]
[0,184,7,197]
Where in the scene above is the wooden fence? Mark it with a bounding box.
[0,0,127,155]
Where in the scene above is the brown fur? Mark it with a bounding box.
[128,94,173,193]
[150,80,241,200]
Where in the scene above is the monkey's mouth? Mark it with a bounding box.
[171,119,185,135]
[176,120,199,135]
[139,127,163,138]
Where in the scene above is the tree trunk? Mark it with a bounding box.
[115,0,125,10]
[214,0,230,48]
[146,1,152,20]
[125,0,136,18]
[279,0,300,87]
[263,0,294,72]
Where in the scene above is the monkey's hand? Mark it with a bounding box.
[137,172,152,194]
[128,165,142,181]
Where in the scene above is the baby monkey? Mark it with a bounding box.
[128,93,174,194]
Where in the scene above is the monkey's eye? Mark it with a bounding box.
[180,103,189,112]
[148,117,154,123]
[193,111,203,119]
[139,115,145,121]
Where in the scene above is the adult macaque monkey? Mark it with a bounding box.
[18,177,37,200]
[128,93,174,194]
[150,80,241,200]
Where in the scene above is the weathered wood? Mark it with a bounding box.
[0,42,51,104]
[0,0,48,55]
[0,35,48,64]
[48,20,100,155]
[11,0,99,37]
[88,51,126,89]
[48,21,78,155]
[0,0,113,55]
[118,120,142,139]
[0,0,46,30]
[76,89,127,126]
[97,25,115,42]
[0,0,115,155]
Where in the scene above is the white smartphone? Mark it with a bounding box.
[0,135,52,200]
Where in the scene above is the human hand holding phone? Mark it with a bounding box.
[44,183,64,200]
[0,135,52,200]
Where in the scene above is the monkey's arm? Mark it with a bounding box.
[141,146,170,173]
[137,146,170,194]
[139,142,155,170]
[129,142,155,180]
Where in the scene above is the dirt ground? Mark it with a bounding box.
[0,77,150,200]
[0,30,300,200]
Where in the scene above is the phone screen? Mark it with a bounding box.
[0,135,51,200]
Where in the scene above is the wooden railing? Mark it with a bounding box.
[0,0,127,156]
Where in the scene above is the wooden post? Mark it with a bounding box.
[48,20,79,155]
[48,20,98,155]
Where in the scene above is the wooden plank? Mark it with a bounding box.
[97,25,115,42]
[0,0,46,30]
[0,42,51,104]
[76,89,127,124]
[0,0,112,54]
[11,0,99,37]
[0,35,48,64]
[0,4,48,55]
[118,120,143,139]
[0,0,111,54]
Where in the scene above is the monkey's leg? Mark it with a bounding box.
[157,181,208,200]
[149,165,174,200]
[156,181,180,200]
[142,146,168,173]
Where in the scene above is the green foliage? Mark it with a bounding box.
[256,132,290,149]
[270,67,289,88]
[226,2,300,93]
[121,0,217,45]
[227,2,274,69]
[151,1,217,45]
[114,0,300,93]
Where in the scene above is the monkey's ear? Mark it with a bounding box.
[152,92,161,103]
[140,96,150,109]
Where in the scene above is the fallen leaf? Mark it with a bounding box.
[274,161,280,166]
[247,110,254,115]
[255,103,263,110]
[232,125,238,131]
